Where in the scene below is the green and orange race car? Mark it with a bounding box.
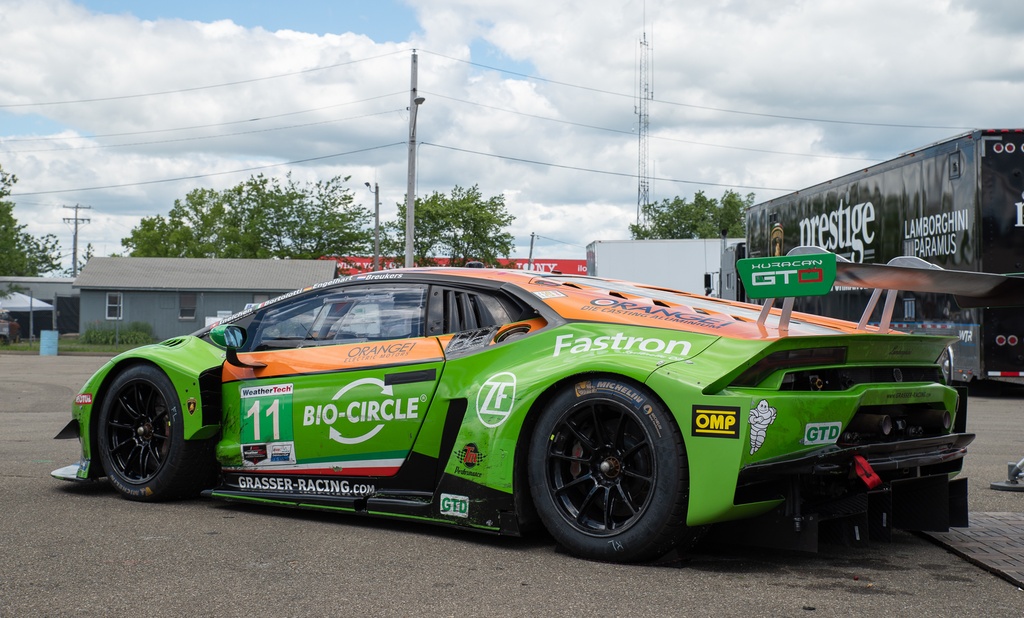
[52,250,1023,563]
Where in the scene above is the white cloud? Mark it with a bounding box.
[3,0,1024,272]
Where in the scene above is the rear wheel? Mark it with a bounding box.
[97,364,216,501]
[528,378,701,562]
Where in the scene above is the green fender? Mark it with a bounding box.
[71,337,226,479]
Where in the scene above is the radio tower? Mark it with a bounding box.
[636,31,652,226]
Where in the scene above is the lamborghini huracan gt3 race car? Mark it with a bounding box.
[52,249,1023,563]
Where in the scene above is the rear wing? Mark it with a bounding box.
[737,247,1024,332]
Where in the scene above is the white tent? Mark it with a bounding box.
[0,292,54,312]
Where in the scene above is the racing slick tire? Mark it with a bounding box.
[528,377,701,563]
[96,364,216,501]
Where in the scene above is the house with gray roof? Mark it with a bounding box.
[74,257,338,341]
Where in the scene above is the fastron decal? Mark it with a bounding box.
[476,372,517,428]
[748,399,777,454]
[553,333,691,358]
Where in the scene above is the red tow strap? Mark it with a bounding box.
[853,454,882,489]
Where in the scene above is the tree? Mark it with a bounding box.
[380,185,516,267]
[122,174,373,259]
[629,190,753,240]
[0,166,63,276]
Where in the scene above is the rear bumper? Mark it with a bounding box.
[738,433,974,480]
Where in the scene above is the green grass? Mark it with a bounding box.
[0,339,145,355]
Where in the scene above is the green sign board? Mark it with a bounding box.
[737,253,837,299]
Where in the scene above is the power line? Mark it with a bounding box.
[10,143,405,196]
[1,92,407,143]
[0,51,407,108]
[424,91,880,162]
[420,142,795,192]
[419,49,973,131]
[2,109,406,154]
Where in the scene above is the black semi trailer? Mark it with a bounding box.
[727,129,1024,384]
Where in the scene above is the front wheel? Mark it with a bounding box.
[96,364,216,501]
[528,378,701,562]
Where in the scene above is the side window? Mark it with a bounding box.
[427,287,516,335]
[247,285,427,351]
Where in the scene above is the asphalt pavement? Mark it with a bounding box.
[1,354,1022,617]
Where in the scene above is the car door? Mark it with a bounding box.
[221,283,444,478]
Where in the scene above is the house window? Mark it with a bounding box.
[179,292,197,320]
[106,292,122,320]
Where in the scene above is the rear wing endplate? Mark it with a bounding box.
[737,246,1024,331]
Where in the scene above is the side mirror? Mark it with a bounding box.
[210,324,246,348]
[209,324,264,369]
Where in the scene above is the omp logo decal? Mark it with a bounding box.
[440,493,469,518]
[803,422,842,445]
[476,372,517,428]
[302,377,422,445]
[692,405,739,439]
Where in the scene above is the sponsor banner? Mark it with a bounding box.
[242,441,296,467]
[440,492,470,518]
[229,473,376,497]
[329,256,588,275]
[737,254,837,299]
[476,372,517,428]
[692,405,740,439]
[581,299,731,329]
[454,443,486,478]
[803,422,842,445]
[553,332,692,358]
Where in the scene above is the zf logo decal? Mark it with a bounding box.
[477,372,517,428]
[692,405,739,439]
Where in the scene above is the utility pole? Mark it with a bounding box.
[636,31,652,227]
[365,181,380,271]
[62,204,91,276]
[527,233,536,270]
[405,50,425,268]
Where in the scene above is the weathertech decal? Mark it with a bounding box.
[692,405,740,439]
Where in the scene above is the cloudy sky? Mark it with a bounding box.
[2,0,1023,271]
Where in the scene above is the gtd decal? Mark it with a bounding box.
[477,372,517,428]
[803,422,842,446]
[301,377,423,445]
[691,405,739,439]
[440,492,469,518]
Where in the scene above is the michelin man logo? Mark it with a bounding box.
[748,399,777,454]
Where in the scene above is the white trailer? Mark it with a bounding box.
[586,239,743,296]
